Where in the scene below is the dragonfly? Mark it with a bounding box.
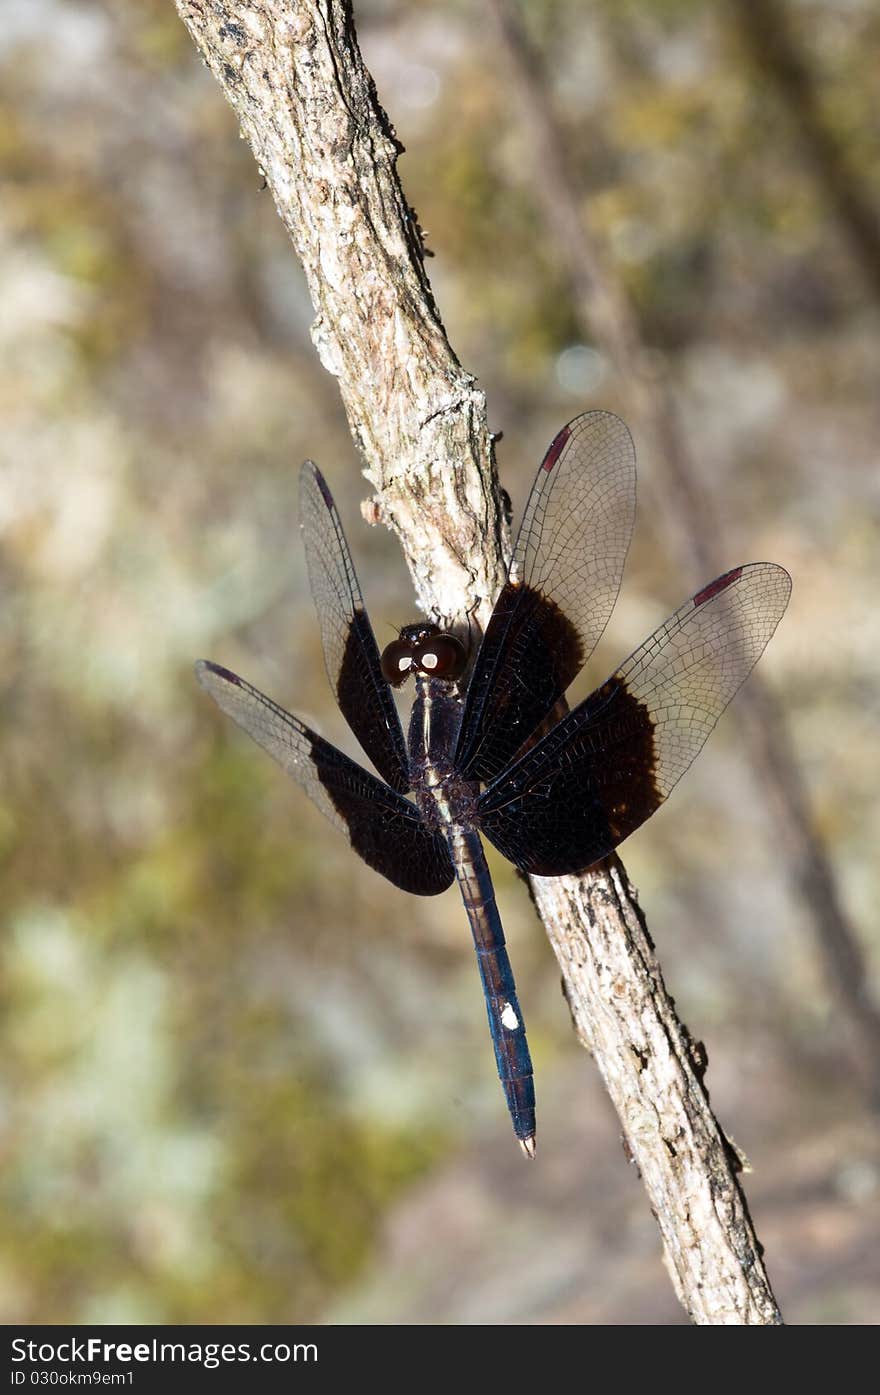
[196,412,791,1157]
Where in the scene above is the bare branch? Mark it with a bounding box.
[176,0,504,629]
[536,858,780,1323]
[175,0,782,1322]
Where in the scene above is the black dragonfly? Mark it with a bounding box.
[196,412,791,1157]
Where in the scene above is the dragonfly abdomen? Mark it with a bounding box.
[447,825,536,1155]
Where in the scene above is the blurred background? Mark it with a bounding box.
[2,0,879,1324]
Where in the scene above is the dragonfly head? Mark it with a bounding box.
[380,623,468,688]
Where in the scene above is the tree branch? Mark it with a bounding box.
[178,0,505,630]
[174,0,782,1323]
[534,858,778,1323]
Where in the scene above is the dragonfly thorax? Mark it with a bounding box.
[406,667,474,826]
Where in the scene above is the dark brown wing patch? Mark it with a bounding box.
[195,661,454,896]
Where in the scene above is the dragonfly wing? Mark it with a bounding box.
[455,412,636,782]
[300,460,410,793]
[478,563,792,876]
[196,661,454,895]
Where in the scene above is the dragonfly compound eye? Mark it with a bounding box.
[380,638,417,686]
[416,634,467,681]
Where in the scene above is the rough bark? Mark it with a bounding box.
[178,0,505,630]
[486,0,880,1105]
[534,857,779,1323]
[174,0,782,1323]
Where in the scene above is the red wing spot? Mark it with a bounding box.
[541,423,572,472]
[314,470,335,508]
[693,566,743,608]
[206,662,242,686]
